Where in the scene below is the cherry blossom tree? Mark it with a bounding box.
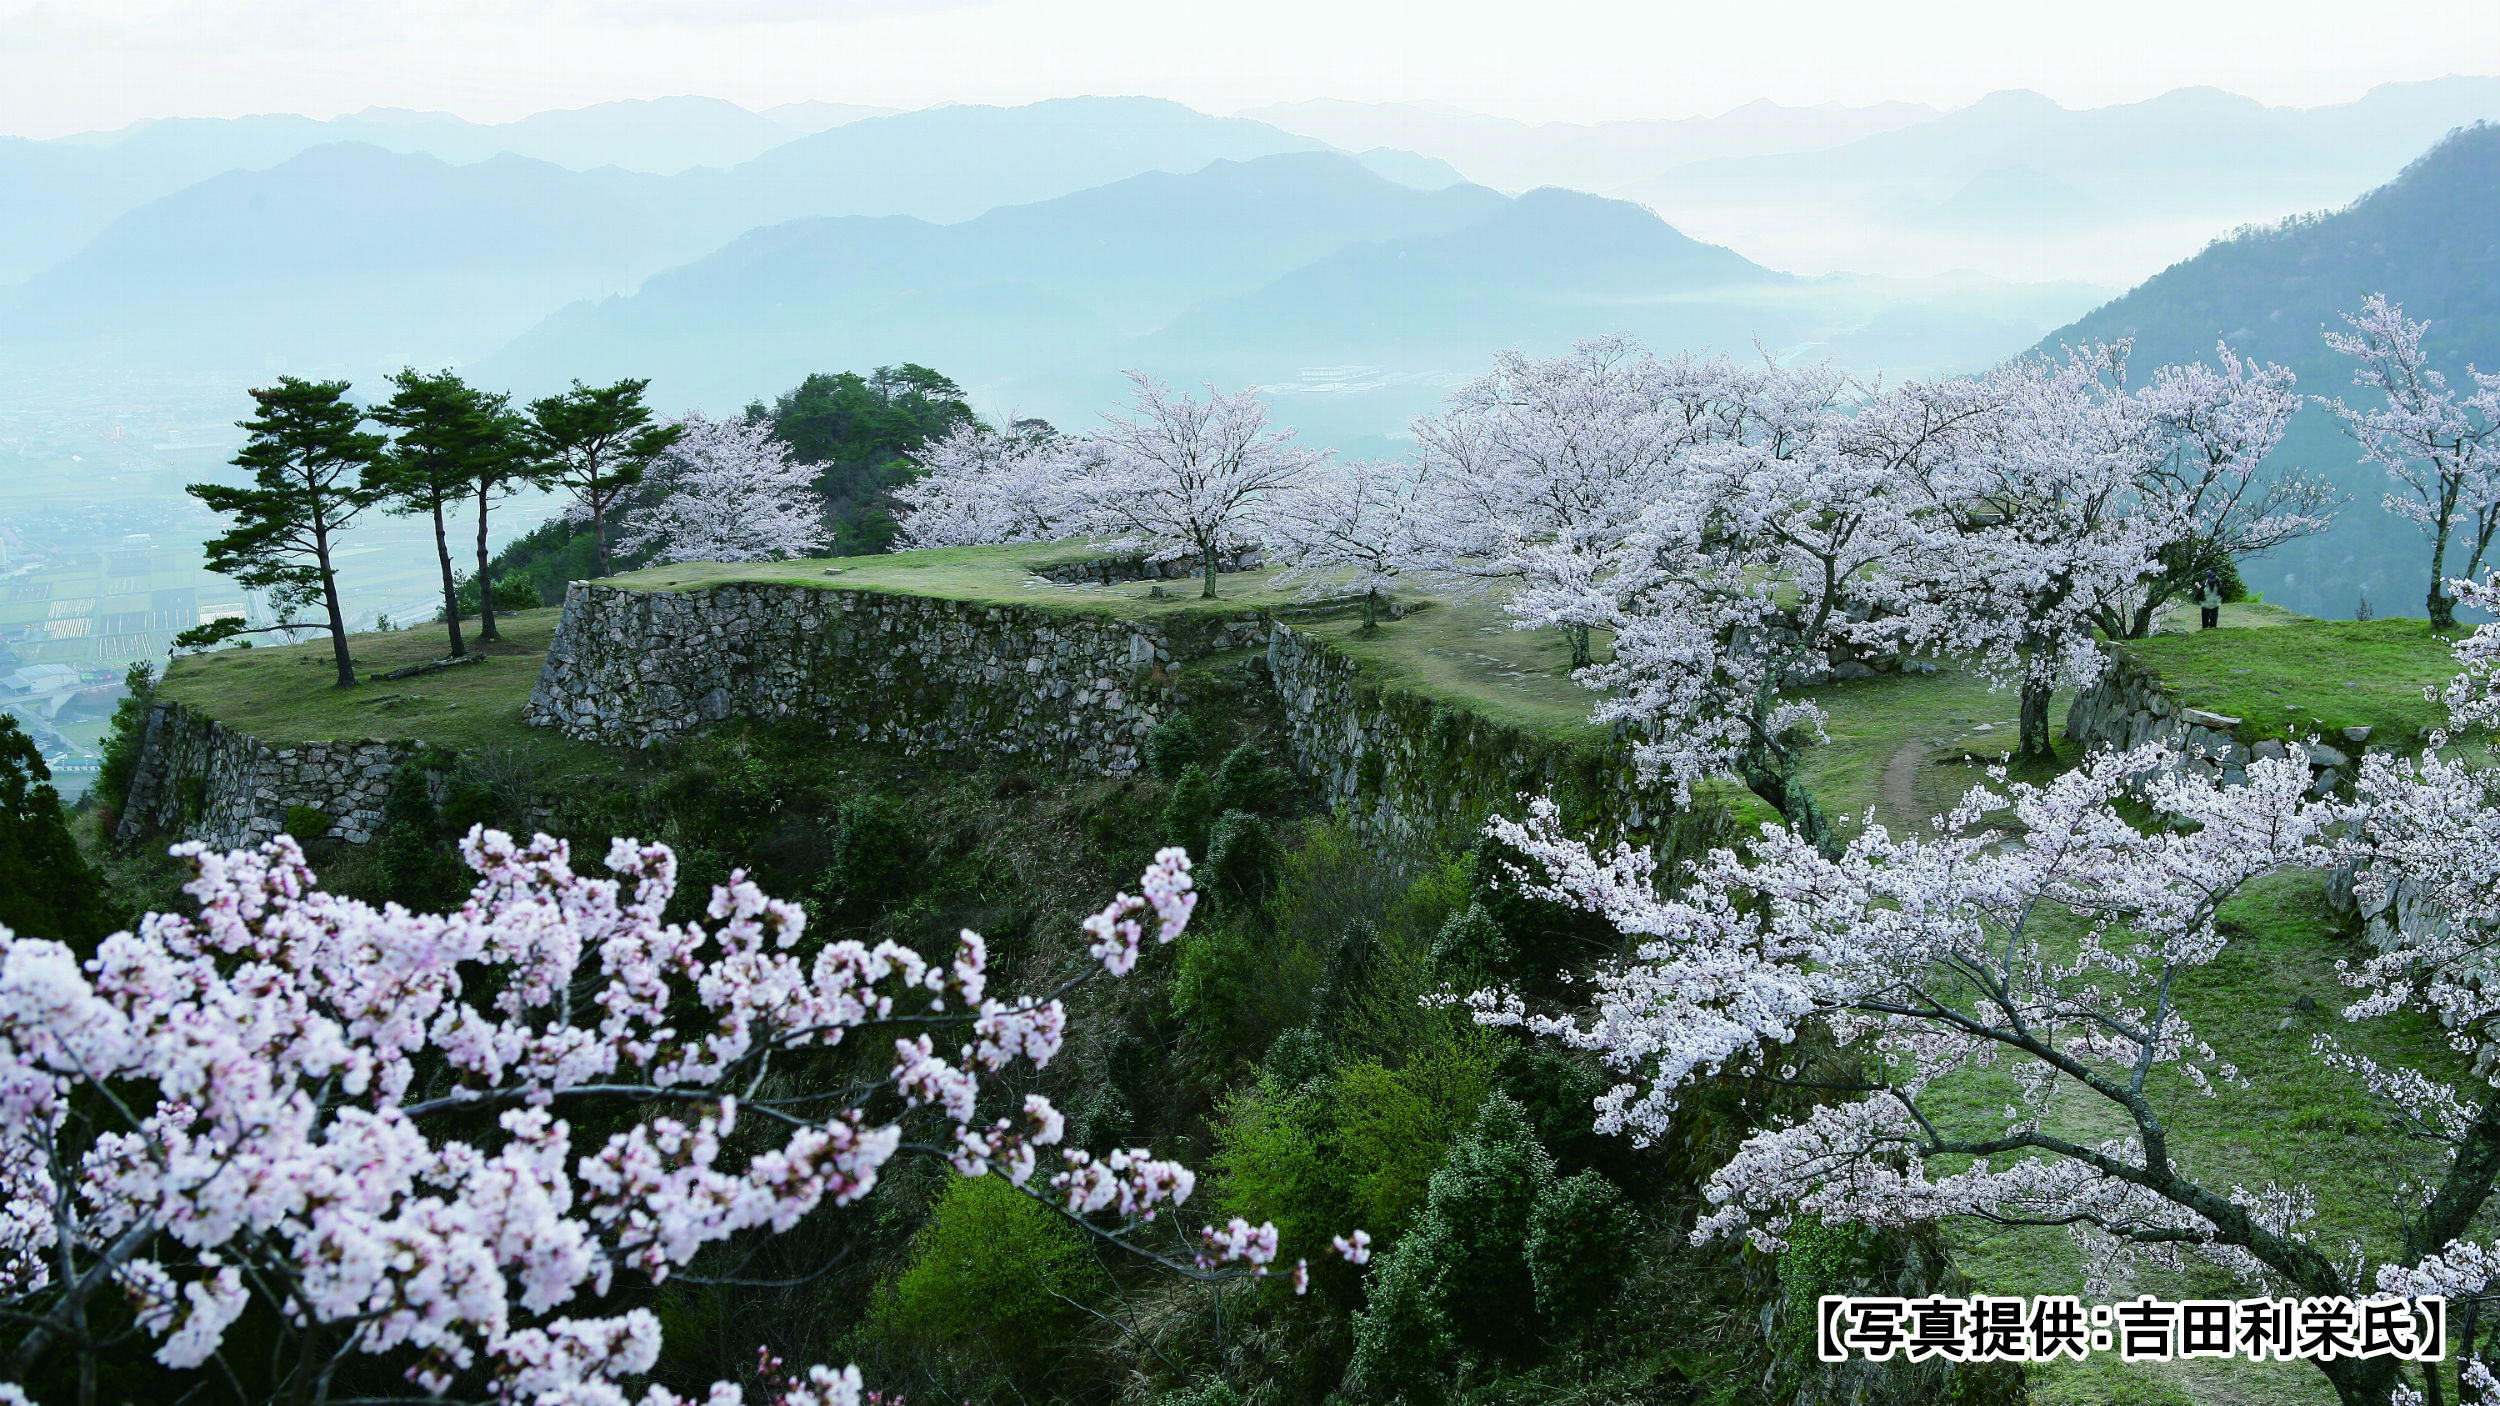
[1899,344,2184,764]
[1264,458,1431,628]
[1508,363,1995,853]
[892,421,1075,549]
[2092,343,2341,639]
[1407,337,1747,666]
[0,836,1366,1404]
[2322,295,2500,631]
[1471,610,2500,1405]
[1062,373,1324,598]
[621,413,829,566]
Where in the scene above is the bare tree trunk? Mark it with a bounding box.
[431,500,466,658]
[313,516,356,689]
[1740,739,1838,858]
[2017,678,2057,764]
[475,485,499,641]
[1565,623,1593,669]
[1201,545,1219,598]
[2429,499,2457,631]
[592,492,611,580]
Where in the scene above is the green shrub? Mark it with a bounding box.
[828,794,919,906]
[1425,901,1512,981]
[1524,1169,1634,1323]
[1143,714,1206,781]
[1162,763,1217,856]
[1212,743,1286,814]
[1310,919,1383,1038]
[1344,1094,1634,1400]
[1330,1039,1497,1241]
[0,715,113,947]
[869,1174,1106,1379]
[283,803,330,839]
[1172,907,1324,1069]
[91,660,157,824]
[1204,809,1280,903]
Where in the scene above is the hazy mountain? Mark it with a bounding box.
[0,99,1368,376]
[763,102,907,134]
[1238,97,1939,192]
[477,153,1514,404]
[723,97,1328,226]
[2037,122,2500,619]
[0,95,1323,289]
[0,97,804,282]
[1146,187,1784,364]
[0,145,735,373]
[1619,77,2500,284]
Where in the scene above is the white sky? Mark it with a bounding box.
[2,0,2497,138]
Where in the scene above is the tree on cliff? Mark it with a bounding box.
[527,378,684,580]
[621,412,828,565]
[1524,361,1987,853]
[1068,372,1324,598]
[2089,341,2339,639]
[1266,457,1431,629]
[1405,336,1737,667]
[370,368,526,658]
[185,377,386,689]
[2321,294,2500,631]
[1897,344,2182,764]
[0,715,109,949]
[1475,595,2500,1405]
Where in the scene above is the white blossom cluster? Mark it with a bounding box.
[0,832,1364,1401]
[1473,607,2500,1403]
[622,412,828,565]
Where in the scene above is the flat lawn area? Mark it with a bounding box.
[2123,615,2463,753]
[155,609,618,772]
[606,542,1325,617]
[615,546,1629,746]
[152,554,1630,763]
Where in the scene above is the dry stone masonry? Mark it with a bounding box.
[1266,624,1709,857]
[524,581,1272,775]
[114,701,423,851]
[126,575,1721,858]
[2063,651,2367,797]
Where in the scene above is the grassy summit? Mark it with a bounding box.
[152,547,1622,757]
[2121,612,2463,753]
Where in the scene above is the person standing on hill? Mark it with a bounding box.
[2199,570,2224,629]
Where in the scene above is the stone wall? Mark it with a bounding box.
[1265,624,1718,859]
[524,582,1267,774]
[114,701,423,851]
[2063,651,2361,796]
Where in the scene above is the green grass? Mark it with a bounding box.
[154,609,618,771]
[607,541,1326,618]
[2121,616,2464,753]
[165,549,1637,756]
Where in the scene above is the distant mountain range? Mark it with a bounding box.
[2035,122,2500,621]
[0,95,819,282]
[0,95,1369,287]
[474,155,2090,450]
[1238,97,1941,194]
[0,99,1425,372]
[1616,77,2500,283]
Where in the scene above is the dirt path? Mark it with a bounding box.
[1879,741,1929,830]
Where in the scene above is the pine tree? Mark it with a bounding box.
[371,368,518,658]
[186,377,385,688]
[526,378,684,579]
